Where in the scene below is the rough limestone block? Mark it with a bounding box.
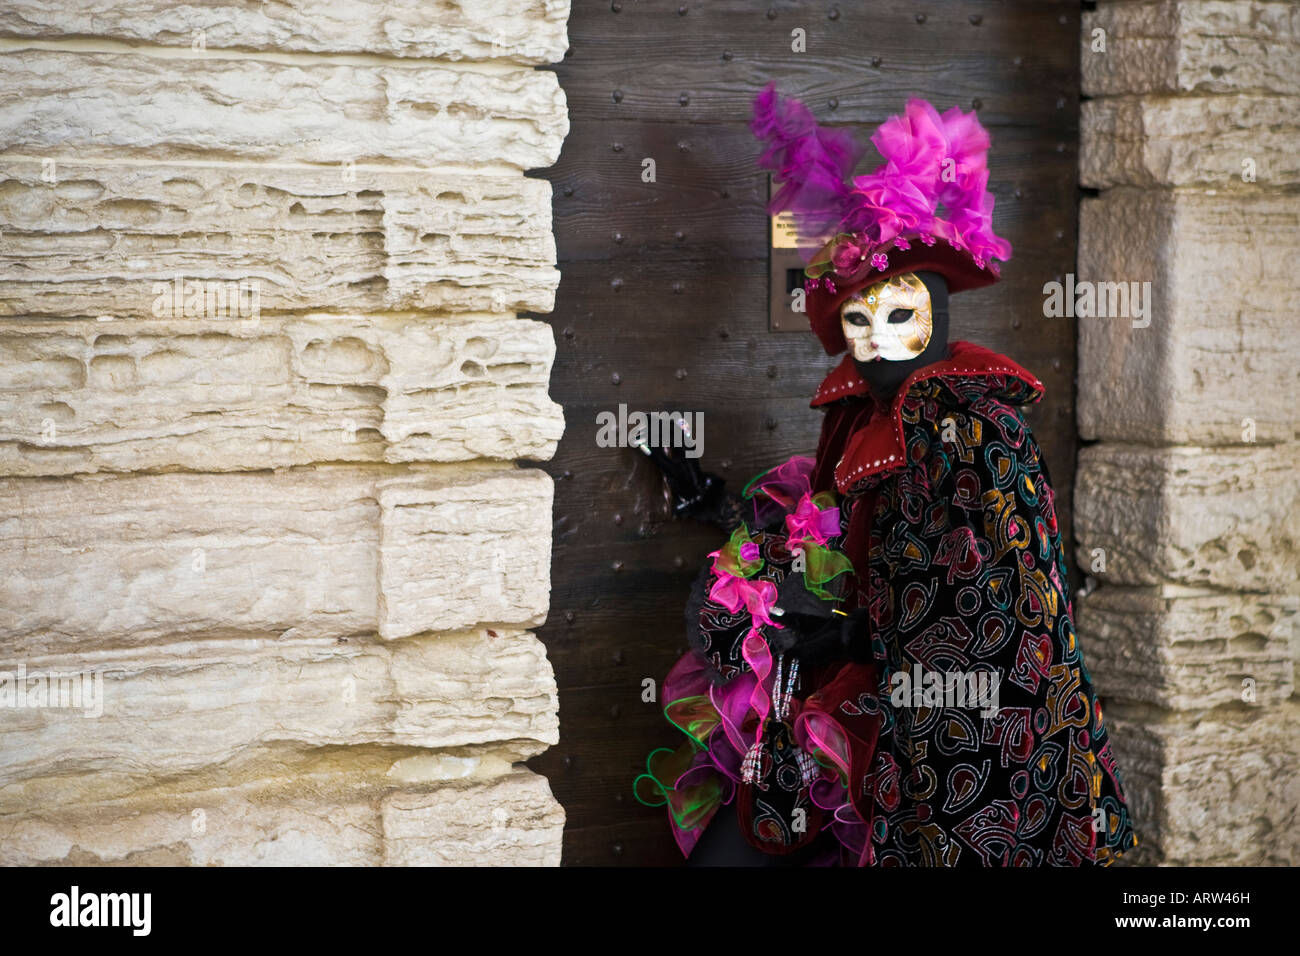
[380,180,558,313]
[1081,95,1300,188]
[377,318,563,463]
[385,632,558,747]
[0,468,377,646]
[0,764,564,866]
[1076,443,1300,592]
[1078,585,1297,709]
[1,740,539,821]
[381,770,565,865]
[0,778,386,866]
[0,315,563,476]
[378,469,553,638]
[0,0,571,65]
[1083,1,1300,96]
[0,163,560,317]
[0,466,552,647]
[1078,187,1300,445]
[0,50,567,170]
[0,629,557,790]
[1076,188,1178,444]
[1108,707,1300,864]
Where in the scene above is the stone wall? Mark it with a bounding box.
[0,1,569,864]
[1078,0,1299,864]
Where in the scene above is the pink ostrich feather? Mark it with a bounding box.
[751,85,1012,269]
[750,82,867,258]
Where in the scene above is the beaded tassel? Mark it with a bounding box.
[741,654,809,786]
[740,738,764,784]
[796,747,820,788]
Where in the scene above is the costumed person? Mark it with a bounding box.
[631,84,1139,867]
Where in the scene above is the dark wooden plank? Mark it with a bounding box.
[548,122,1077,262]
[556,0,1080,129]
[540,257,1079,413]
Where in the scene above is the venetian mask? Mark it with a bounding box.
[839,273,934,363]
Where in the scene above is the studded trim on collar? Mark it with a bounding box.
[812,341,1046,495]
[810,354,873,407]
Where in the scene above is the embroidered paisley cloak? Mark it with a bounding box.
[635,342,1138,866]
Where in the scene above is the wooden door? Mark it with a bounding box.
[526,0,1082,866]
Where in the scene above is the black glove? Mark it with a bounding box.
[767,573,873,665]
[636,441,741,530]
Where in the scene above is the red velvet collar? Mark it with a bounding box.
[810,341,1045,494]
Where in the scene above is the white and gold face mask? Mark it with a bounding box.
[839,273,934,363]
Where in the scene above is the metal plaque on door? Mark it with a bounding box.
[769,176,812,332]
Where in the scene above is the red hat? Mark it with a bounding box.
[752,84,1012,355]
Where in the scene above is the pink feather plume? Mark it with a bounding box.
[751,86,1012,269]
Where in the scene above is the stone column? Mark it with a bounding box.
[1078,0,1299,864]
[0,0,570,864]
